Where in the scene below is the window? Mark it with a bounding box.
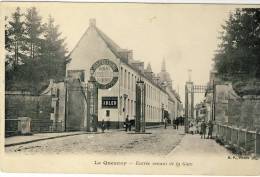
[128,72,130,90]
[121,67,123,87]
[132,74,134,91]
[120,96,123,115]
[131,100,133,116]
[124,69,127,88]
[106,110,110,117]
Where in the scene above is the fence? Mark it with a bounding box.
[5,119,64,137]
[5,119,20,137]
[216,123,260,155]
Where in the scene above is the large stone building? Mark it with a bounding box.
[66,19,182,129]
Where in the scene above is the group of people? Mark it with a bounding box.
[172,116,185,130]
[100,119,111,133]
[124,115,135,132]
[163,116,185,129]
[187,120,214,139]
[199,120,214,139]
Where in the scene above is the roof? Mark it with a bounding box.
[91,21,168,93]
[68,19,177,96]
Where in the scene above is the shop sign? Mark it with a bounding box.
[91,59,119,89]
[102,97,118,108]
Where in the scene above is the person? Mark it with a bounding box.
[200,121,207,139]
[172,119,176,129]
[164,117,167,129]
[196,121,201,134]
[189,123,194,134]
[207,120,214,139]
[106,118,110,131]
[101,119,105,133]
[176,117,179,130]
[125,115,129,132]
[128,117,132,131]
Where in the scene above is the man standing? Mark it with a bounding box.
[176,117,179,130]
[125,115,129,132]
[101,119,105,133]
[106,118,110,131]
[164,117,167,129]
[201,121,207,139]
[207,120,214,139]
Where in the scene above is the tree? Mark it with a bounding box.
[40,15,68,81]
[214,8,260,79]
[5,7,25,70]
[5,7,68,94]
[23,7,44,60]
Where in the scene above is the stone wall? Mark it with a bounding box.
[227,97,260,130]
[5,92,52,133]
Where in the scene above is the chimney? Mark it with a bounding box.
[127,50,133,60]
[89,18,96,27]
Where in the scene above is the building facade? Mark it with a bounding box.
[66,19,181,129]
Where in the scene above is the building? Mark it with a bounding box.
[158,59,183,123]
[195,102,207,121]
[65,19,182,129]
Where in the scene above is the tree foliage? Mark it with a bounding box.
[5,7,25,69]
[5,6,68,94]
[214,8,260,80]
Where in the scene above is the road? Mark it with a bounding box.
[5,127,185,155]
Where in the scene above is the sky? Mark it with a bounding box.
[3,3,240,104]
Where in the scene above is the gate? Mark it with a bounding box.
[185,81,213,133]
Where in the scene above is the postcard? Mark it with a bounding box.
[1,2,260,175]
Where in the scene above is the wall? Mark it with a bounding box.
[5,92,52,133]
[228,96,260,129]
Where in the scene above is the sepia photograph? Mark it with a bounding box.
[1,2,260,175]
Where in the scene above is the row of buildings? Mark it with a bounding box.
[53,19,182,130]
[6,19,183,133]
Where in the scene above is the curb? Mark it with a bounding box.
[5,132,85,147]
[5,125,165,147]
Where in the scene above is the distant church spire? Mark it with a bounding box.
[161,58,166,72]
[146,62,152,73]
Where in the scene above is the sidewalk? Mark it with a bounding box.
[5,125,164,147]
[167,133,231,157]
[5,132,84,147]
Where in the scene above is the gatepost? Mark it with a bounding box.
[135,80,146,133]
[86,71,98,132]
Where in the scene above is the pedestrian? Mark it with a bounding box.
[172,119,176,129]
[207,120,214,139]
[180,116,184,126]
[200,121,206,139]
[176,117,179,130]
[106,118,110,131]
[125,115,129,132]
[101,119,105,133]
[128,117,132,131]
[164,117,167,129]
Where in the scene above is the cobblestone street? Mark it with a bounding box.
[5,127,185,156]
